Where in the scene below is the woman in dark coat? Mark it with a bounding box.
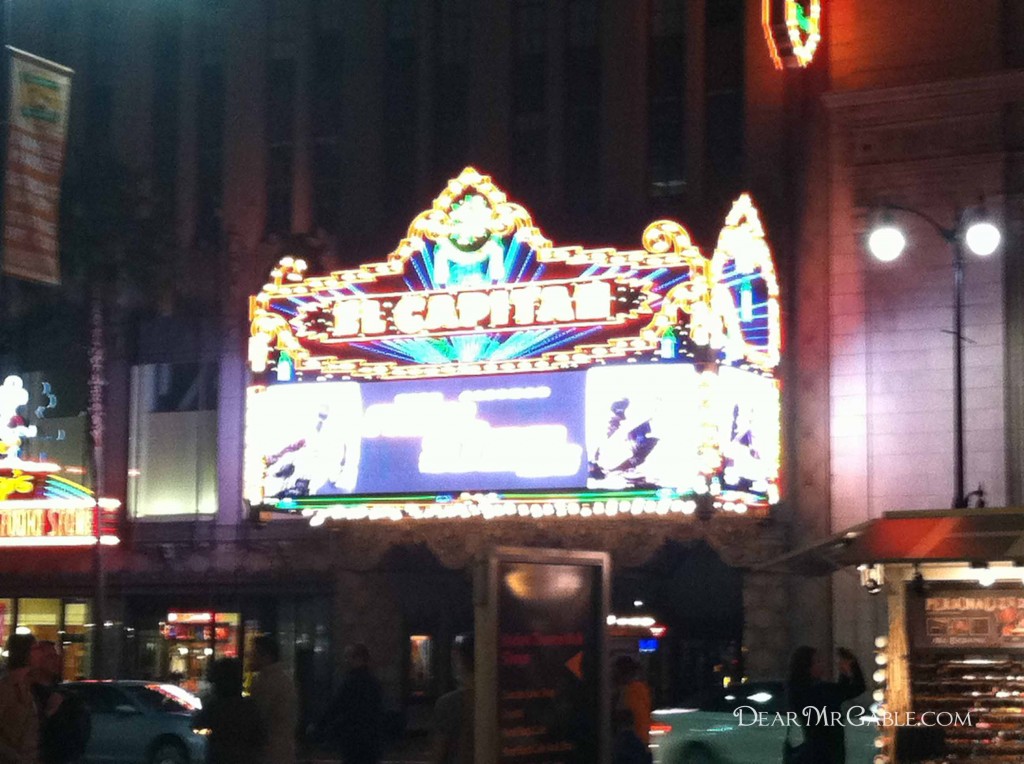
[787,646,866,764]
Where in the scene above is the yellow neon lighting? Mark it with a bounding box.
[642,194,781,373]
[763,0,821,70]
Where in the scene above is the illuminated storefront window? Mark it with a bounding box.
[161,612,240,694]
[246,168,782,523]
[0,598,11,648]
[1,598,92,679]
[129,363,218,517]
[62,601,92,680]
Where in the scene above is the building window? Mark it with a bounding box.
[196,3,227,247]
[312,1,344,234]
[431,0,470,182]
[129,363,218,518]
[510,0,548,201]
[647,0,686,196]
[705,0,744,187]
[385,0,419,215]
[266,0,299,235]
[152,2,182,218]
[564,0,600,212]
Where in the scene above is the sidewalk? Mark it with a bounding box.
[302,735,431,764]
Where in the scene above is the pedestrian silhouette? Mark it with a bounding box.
[250,635,298,764]
[314,643,383,764]
[193,658,263,764]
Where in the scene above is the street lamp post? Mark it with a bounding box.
[867,203,1001,509]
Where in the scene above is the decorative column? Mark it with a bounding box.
[741,571,790,680]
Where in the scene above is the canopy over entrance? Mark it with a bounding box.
[759,507,1024,576]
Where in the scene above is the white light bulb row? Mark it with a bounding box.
[303,495,759,525]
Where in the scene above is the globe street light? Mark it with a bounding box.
[866,203,1002,508]
[867,224,906,262]
[964,220,1001,257]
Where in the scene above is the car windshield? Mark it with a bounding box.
[120,684,201,714]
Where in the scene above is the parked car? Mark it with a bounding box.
[60,680,207,764]
[650,681,878,764]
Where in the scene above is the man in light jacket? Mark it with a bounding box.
[250,635,298,764]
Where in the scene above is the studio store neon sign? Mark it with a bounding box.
[245,168,782,524]
[0,376,119,547]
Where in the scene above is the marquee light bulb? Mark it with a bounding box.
[868,226,906,262]
[976,567,996,587]
[964,221,1000,256]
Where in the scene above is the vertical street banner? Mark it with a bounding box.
[2,47,73,285]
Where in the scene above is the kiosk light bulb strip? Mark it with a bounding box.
[873,634,890,764]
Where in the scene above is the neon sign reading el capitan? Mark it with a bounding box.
[247,168,781,522]
[0,375,119,547]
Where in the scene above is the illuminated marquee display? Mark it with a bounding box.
[763,0,821,69]
[0,375,120,547]
[247,168,781,522]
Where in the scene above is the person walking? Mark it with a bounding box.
[192,658,263,764]
[315,644,383,764]
[787,646,866,764]
[612,656,652,747]
[0,633,39,764]
[30,642,90,764]
[430,633,474,764]
[250,635,298,764]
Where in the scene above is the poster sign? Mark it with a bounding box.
[477,548,609,764]
[910,589,1024,649]
[2,47,72,285]
[245,364,779,501]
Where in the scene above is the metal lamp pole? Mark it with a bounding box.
[951,229,966,509]
[875,204,969,509]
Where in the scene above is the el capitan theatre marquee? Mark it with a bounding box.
[245,168,781,524]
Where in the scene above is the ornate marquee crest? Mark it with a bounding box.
[249,167,780,384]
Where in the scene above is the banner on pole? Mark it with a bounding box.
[2,47,72,285]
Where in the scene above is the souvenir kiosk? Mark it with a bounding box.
[770,507,1024,764]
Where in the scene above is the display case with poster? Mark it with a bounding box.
[476,547,610,764]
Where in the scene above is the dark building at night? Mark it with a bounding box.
[0,0,1020,738]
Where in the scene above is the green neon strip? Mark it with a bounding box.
[795,4,812,33]
[48,474,94,496]
[268,488,685,510]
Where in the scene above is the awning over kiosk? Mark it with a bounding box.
[759,507,1024,575]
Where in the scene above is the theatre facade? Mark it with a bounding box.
[240,168,790,703]
[0,168,793,723]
